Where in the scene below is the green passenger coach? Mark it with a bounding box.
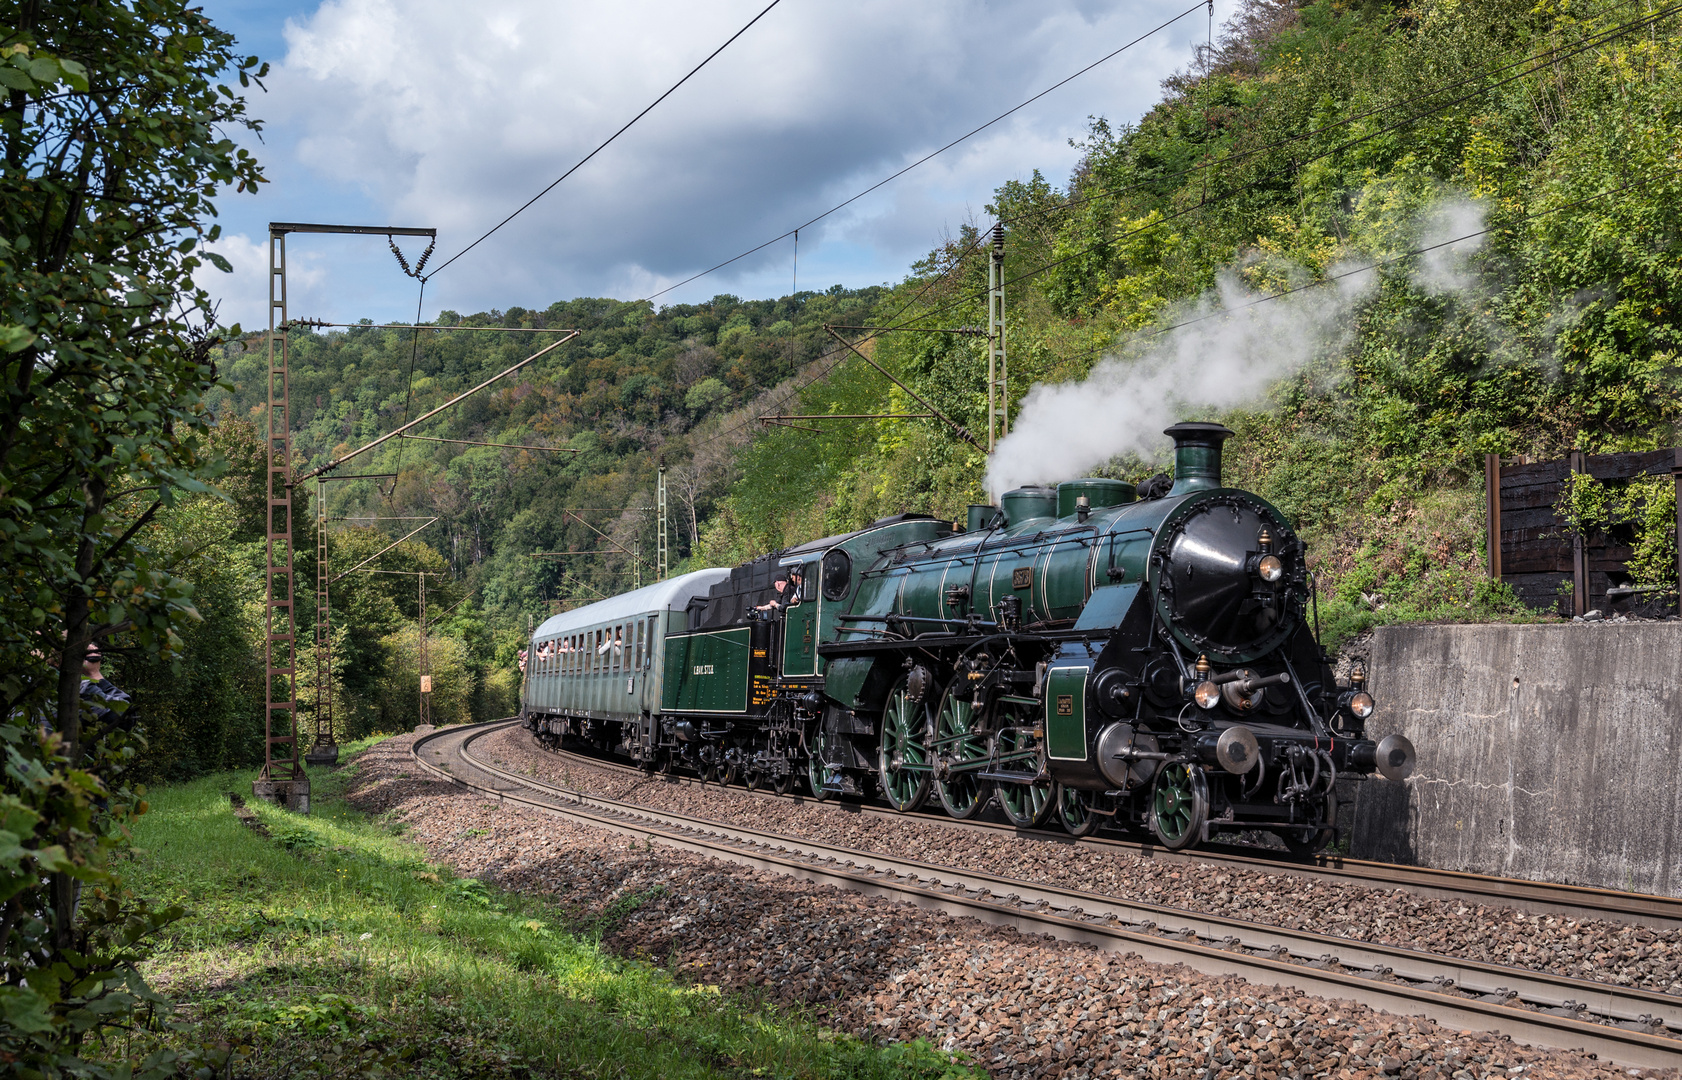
[522,569,729,750]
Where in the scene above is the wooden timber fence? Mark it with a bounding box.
[1485,448,1682,616]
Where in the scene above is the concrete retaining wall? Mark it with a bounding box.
[1351,622,1682,897]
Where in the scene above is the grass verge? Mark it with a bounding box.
[117,746,981,1079]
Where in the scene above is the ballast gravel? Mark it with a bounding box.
[477,725,1682,998]
[347,733,1673,1080]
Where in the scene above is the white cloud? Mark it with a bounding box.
[200,0,1207,321]
[195,231,330,332]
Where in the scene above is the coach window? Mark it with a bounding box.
[647,616,657,669]
[633,620,643,669]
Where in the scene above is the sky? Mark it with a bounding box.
[197,0,1225,330]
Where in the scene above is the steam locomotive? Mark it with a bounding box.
[520,422,1415,851]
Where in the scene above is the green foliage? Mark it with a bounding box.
[117,764,986,1080]
[0,0,268,1071]
[1555,471,1678,591]
[0,724,193,1078]
[713,0,1682,620]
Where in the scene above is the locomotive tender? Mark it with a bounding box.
[522,422,1416,851]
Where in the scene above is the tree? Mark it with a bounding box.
[0,0,264,1069]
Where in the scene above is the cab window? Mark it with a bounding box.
[821,549,852,601]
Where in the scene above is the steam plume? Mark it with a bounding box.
[985,197,1487,493]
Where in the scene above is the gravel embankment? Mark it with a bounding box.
[478,725,1682,997]
[346,734,1673,1080]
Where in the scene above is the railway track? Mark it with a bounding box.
[509,723,1682,933]
[413,720,1682,1069]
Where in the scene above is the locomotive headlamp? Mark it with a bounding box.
[1194,680,1222,710]
[1348,691,1375,719]
[1257,554,1284,582]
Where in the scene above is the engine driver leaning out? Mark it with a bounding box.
[754,568,803,613]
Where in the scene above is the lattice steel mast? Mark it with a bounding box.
[255,222,436,811]
[987,223,1007,454]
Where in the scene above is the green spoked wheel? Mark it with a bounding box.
[807,727,836,801]
[994,722,1053,829]
[933,689,992,820]
[1056,784,1107,837]
[877,678,931,813]
[1151,761,1209,850]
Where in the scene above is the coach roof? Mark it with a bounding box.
[532,568,730,641]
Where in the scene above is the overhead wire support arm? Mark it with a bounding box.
[285,320,579,334]
[822,326,983,451]
[330,518,440,584]
[269,223,436,237]
[760,413,935,422]
[294,331,579,486]
[530,550,621,558]
[400,435,581,452]
[827,325,988,336]
[562,509,654,569]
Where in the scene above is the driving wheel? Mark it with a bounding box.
[877,676,931,813]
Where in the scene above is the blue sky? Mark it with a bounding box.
[196,0,1225,330]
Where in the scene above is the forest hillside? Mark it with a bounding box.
[136,0,1682,776]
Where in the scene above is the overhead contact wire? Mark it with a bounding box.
[697,0,1680,447]
[638,0,1207,305]
[896,0,1682,332]
[428,0,786,279]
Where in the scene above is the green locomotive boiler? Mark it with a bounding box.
[522,421,1414,851]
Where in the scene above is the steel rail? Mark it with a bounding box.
[523,731,1682,932]
[412,721,1682,1070]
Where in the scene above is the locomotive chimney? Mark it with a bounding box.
[1164,421,1235,495]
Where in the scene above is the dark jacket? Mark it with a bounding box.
[80,678,134,738]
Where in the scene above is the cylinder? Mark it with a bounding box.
[1000,486,1057,527]
[1164,421,1234,495]
[1057,478,1137,518]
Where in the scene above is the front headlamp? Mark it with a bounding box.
[1257,554,1284,582]
[1193,680,1222,710]
[1348,691,1375,719]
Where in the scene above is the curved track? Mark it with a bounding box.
[518,724,1682,932]
[414,720,1682,1070]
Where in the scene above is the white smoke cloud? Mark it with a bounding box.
[985,196,1490,493]
[1414,196,1489,299]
